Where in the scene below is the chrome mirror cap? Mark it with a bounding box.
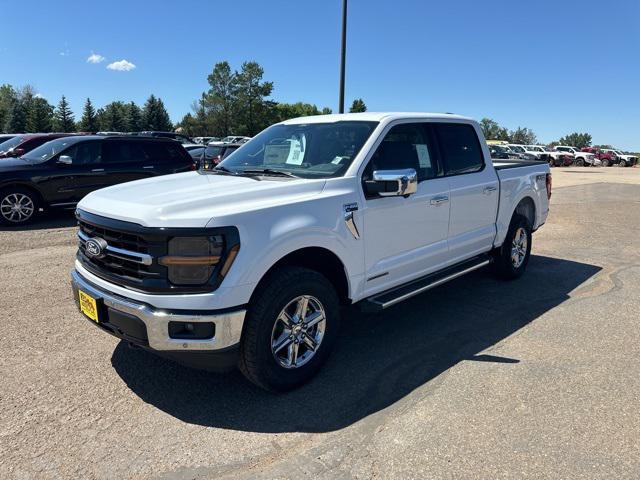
[372,168,418,197]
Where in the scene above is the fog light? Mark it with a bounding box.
[168,321,215,340]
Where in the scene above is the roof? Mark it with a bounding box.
[280,112,473,125]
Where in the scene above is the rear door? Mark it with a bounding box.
[102,139,156,185]
[434,122,499,262]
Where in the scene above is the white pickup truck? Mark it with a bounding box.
[71,113,551,392]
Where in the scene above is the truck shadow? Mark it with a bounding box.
[111,255,601,433]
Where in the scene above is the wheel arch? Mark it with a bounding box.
[513,195,536,229]
[0,182,45,206]
[251,247,351,305]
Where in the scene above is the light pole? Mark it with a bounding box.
[339,0,347,113]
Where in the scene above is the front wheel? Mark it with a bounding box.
[0,187,39,225]
[601,159,609,167]
[239,266,341,392]
[575,158,585,167]
[494,214,532,280]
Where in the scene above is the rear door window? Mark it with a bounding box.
[103,140,150,164]
[434,123,484,175]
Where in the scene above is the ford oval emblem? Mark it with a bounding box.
[85,238,108,259]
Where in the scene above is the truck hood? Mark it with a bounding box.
[78,171,327,228]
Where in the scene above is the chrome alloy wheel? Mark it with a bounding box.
[271,295,326,369]
[0,193,35,223]
[511,227,528,269]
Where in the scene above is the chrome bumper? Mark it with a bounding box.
[71,269,246,351]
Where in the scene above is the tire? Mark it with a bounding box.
[575,158,585,167]
[494,214,532,280]
[601,159,609,167]
[239,266,341,392]
[618,160,626,168]
[0,186,40,225]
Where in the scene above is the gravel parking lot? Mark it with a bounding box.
[1,167,639,479]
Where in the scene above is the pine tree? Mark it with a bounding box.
[97,102,127,132]
[124,101,142,132]
[141,95,172,131]
[78,98,97,132]
[349,98,367,113]
[26,97,54,132]
[53,95,75,132]
[233,61,273,136]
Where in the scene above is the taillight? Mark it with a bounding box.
[546,173,552,199]
[213,155,222,165]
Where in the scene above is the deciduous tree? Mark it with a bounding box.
[557,132,592,149]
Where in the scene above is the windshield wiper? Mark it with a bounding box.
[211,165,237,175]
[238,168,298,178]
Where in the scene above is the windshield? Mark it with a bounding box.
[0,135,26,153]
[21,137,78,163]
[217,121,378,178]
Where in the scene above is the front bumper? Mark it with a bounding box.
[71,269,246,352]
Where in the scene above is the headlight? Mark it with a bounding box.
[159,236,224,285]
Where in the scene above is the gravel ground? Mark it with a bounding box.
[1,167,639,479]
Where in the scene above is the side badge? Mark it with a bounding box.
[343,203,360,240]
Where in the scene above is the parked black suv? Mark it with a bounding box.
[0,135,194,225]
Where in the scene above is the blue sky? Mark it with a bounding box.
[1,0,639,149]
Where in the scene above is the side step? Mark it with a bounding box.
[360,254,492,312]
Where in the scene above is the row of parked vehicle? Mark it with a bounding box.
[487,141,638,167]
[0,131,251,225]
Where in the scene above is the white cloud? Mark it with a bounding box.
[34,93,45,99]
[87,52,105,64]
[59,51,70,57]
[106,59,136,71]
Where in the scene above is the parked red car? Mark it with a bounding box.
[581,147,617,167]
[0,133,77,159]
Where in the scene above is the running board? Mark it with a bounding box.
[360,255,492,312]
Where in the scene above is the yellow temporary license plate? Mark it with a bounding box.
[78,290,99,323]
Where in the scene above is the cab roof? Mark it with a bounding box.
[280,112,474,125]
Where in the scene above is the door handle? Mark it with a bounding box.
[143,165,154,169]
[483,186,497,194]
[91,168,105,172]
[430,195,449,206]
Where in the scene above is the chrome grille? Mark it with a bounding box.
[77,220,160,282]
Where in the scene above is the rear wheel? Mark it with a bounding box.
[601,159,609,167]
[239,266,341,392]
[0,187,39,225]
[494,214,532,280]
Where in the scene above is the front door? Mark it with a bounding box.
[45,140,107,205]
[361,122,450,297]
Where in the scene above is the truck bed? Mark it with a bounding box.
[493,159,548,170]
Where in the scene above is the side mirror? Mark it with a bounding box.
[12,148,25,156]
[58,155,73,165]
[365,168,418,197]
